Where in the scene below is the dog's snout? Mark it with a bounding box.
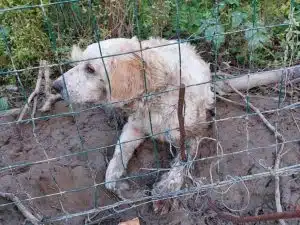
[52,79,63,93]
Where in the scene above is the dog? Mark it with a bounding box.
[52,36,214,213]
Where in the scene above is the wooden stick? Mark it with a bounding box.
[39,62,61,112]
[225,82,284,142]
[17,61,45,122]
[274,145,287,225]
[208,198,300,224]
[215,65,300,95]
[177,83,186,162]
[43,61,51,99]
[225,82,287,224]
[216,95,245,108]
[39,94,61,112]
[31,95,38,118]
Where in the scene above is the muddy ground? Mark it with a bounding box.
[0,88,300,225]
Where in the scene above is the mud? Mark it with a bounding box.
[0,91,299,225]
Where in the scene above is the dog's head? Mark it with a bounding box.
[52,37,158,105]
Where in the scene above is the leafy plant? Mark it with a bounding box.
[231,11,247,28]
[244,21,270,50]
[199,19,225,50]
[0,0,299,88]
[1,0,51,67]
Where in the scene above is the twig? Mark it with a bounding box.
[225,82,287,224]
[17,60,45,122]
[43,61,51,99]
[208,198,300,224]
[274,144,287,225]
[177,83,186,162]
[216,95,245,108]
[215,71,235,78]
[14,60,61,118]
[225,82,284,142]
[31,95,38,118]
[0,192,42,225]
[291,110,300,133]
[39,94,61,112]
[39,62,61,112]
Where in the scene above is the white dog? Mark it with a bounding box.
[52,37,214,212]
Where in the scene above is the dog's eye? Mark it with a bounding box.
[86,64,95,74]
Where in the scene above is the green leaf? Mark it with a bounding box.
[205,24,225,49]
[198,18,216,34]
[218,1,227,10]
[226,0,240,6]
[244,22,270,50]
[231,11,247,28]
[0,97,9,111]
[248,33,269,49]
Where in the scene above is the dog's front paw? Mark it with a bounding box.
[105,171,130,192]
[151,164,185,214]
[105,179,130,192]
[105,175,149,200]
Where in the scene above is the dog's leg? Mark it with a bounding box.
[152,136,199,214]
[152,155,185,214]
[105,121,144,195]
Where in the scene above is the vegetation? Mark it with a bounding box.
[0,0,299,87]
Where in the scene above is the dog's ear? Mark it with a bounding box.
[110,55,146,102]
[70,45,83,65]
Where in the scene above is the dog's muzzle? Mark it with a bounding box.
[52,79,68,100]
[52,79,63,92]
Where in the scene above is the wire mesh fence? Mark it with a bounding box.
[0,0,300,224]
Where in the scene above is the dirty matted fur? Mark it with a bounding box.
[52,37,214,212]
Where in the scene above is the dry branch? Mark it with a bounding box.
[1,60,62,120]
[208,198,300,224]
[39,61,62,112]
[39,93,61,112]
[43,62,51,98]
[178,83,186,162]
[31,95,38,118]
[215,65,300,95]
[224,82,287,225]
[0,192,42,225]
[275,146,287,225]
[17,61,45,122]
[225,82,284,141]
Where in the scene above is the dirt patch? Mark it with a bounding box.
[0,91,300,225]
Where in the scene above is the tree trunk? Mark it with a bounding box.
[215,65,300,95]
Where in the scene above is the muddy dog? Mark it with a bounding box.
[52,37,214,213]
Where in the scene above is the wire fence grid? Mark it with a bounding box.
[0,0,300,224]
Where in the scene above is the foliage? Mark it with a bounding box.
[1,0,51,67]
[0,0,299,87]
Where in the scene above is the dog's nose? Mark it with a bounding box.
[52,79,63,93]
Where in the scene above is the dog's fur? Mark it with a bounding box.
[53,37,214,208]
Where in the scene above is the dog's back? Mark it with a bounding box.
[129,38,214,141]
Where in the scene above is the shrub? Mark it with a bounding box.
[0,0,299,87]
